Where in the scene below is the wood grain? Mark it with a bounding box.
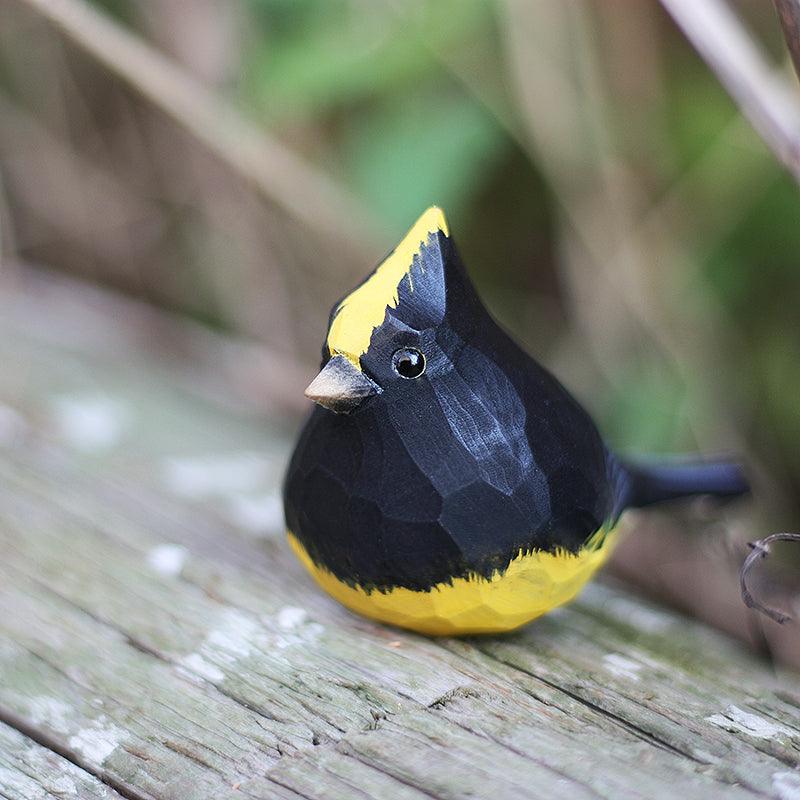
[1,270,799,799]
[0,722,125,799]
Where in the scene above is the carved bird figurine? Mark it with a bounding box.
[283,207,747,635]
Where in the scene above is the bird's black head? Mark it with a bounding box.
[304,207,485,415]
[288,207,616,592]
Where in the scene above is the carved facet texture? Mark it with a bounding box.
[287,529,617,635]
[283,208,746,634]
[285,215,614,601]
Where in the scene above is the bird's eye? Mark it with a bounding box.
[392,347,426,379]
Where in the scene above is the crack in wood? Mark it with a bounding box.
[423,709,606,800]
[335,747,444,800]
[473,649,779,799]
[426,685,481,709]
[1,558,323,752]
[476,647,702,759]
[0,706,154,800]
[2,305,799,799]
[161,738,222,773]
[262,775,322,800]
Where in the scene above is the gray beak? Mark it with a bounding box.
[304,355,381,414]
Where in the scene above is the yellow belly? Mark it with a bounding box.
[287,527,619,636]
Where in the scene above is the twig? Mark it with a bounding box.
[12,0,384,258]
[773,0,800,84]
[740,533,800,624]
[659,0,800,184]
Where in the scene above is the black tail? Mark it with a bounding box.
[617,456,749,510]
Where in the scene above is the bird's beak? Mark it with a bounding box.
[304,355,381,414]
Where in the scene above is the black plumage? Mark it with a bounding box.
[283,208,748,632]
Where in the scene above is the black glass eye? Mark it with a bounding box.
[392,347,426,379]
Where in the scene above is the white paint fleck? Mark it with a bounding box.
[178,604,324,684]
[65,665,87,685]
[24,696,72,733]
[618,605,673,634]
[178,609,260,683]
[602,653,642,682]
[277,606,308,630]
[51,394,128,452]
[67,717,127,764]
[0,403,26,446]
[773,771,800,800]
[706,705,794,740]
[206,608,259,661]
[44,775,78,796]
[225,491,283,535]
[147,543,188,576]
[161,453,272,499]
[178,653,225,683]
[265,606,323,648]
[20,741,95,796]
[0,640,18,663]
[0,767,43,799]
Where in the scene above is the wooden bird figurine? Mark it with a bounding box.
[283,207,747,635]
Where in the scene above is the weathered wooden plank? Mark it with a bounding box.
[4,264,798,666]
[0,721,125,799]
[1,272,800,799]
[0,415,794,798]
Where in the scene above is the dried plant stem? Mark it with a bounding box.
[14,0,383,258]
[740,533,800,624]
[659,0,800,184]
[502,0,746,453]
[773,0,800,84]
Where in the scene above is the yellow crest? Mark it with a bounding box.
[327,207,449,367]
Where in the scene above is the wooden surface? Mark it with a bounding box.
[1,269,800,800]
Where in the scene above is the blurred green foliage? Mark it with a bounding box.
[237,0,800,521]
[1,0,798,521]
[241,0,507,229]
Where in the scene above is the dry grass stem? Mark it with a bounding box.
[773,0,800,84]
[660,0,800,184]
[740,533,800,624]
[14,0,384,259]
